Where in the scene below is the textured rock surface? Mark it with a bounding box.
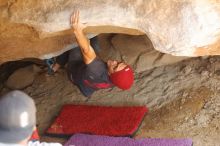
[1,0,220,63]
[99,34,188,73]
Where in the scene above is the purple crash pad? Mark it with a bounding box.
[64,134,193,146]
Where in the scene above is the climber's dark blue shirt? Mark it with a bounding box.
[68,58,113,97]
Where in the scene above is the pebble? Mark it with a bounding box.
[201,70,209,77]
[182,66,192,75]
[182,92,189,98]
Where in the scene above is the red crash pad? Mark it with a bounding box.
[46,104,147,137]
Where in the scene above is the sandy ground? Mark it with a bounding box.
[1,56,220,146]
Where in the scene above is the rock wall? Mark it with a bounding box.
[98,34,187,73]
[0,0,220,64]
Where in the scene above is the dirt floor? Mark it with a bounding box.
[1,56,220,146]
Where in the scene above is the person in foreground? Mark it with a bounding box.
[49,10,134,97]
[0,90,62,146]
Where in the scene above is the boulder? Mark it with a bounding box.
[5,65,41,89]
[0,0,220,63]
[99,34,188,72]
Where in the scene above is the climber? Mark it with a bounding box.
[47,10,134,98]
[0,90,62,146]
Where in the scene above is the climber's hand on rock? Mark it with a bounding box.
[71,10,86,33]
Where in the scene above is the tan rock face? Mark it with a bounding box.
[0,0,220,64]
[99,34,188,73]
